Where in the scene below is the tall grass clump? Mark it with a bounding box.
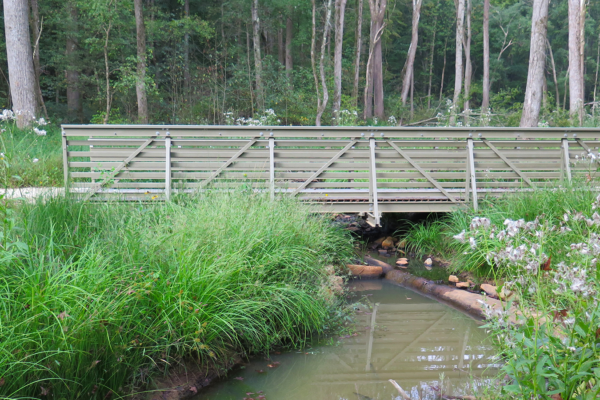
[0,191,353,399]
[441,182,600,399]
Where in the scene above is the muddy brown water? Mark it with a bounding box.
[198,280,497,400]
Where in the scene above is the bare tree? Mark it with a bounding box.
[285,13,293,82]
[364,20,374,119]
[352,0,363,106]
[463,0,472,123]
[4,0,38,127]
[278,26,284,64]
[29,0,47,118]
[439,37,447,103]
[482,0,490,113]
[316,0,333,126]
[426,11,437,110]
[66,1,82,121]
[333,0,348,122]
[520,0,550,127]
[400,0,422,105]
[311,0,321,122]
[547,39,560,110]
[134,0,148,123]
[183,0,190,96]
[251,0,264,110]
[449,0,465,125]
[368,0,387,119]
[568,0,583,125]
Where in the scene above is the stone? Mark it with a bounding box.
[324,265,335,275]
[424,258,433,270]
[448,275,459,283]
[456,282,470,289]
[378,249,390,256]
[498,287,514,300]
[398,239,407,249]
[396,258,409,268]
[329,276,344,294]
[370,237,386,249]
[382,236,395,249]
[347,264,383,279]
[480,283,497,297]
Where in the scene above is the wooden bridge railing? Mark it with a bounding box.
[62,125,600,225]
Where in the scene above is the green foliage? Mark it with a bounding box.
[0,192,353,398]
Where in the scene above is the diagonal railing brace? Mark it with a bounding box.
[291,140,358,196]
[200,138,258,188]
[83,136,156,201]
[482,139,536,188]
[386,140,459,203]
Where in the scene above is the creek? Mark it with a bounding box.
[198,280,497,400]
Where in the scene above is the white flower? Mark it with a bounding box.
[32,158,39,163]
[469,237,477,249]
[453,230,466,243]
[37,117,47,126]
[33,127,46,136]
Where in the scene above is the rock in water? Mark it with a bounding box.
[378,249,390,256]
[424,258,433,270]
[456,282,469,289]
[382,236,394,249]
[448,275,459,283]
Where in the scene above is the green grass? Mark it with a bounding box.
[0,191,353,399]
[0,123,63,188]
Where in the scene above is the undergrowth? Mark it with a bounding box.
[0,192,353,399]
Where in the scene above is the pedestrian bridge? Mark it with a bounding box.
[61,125,600,225]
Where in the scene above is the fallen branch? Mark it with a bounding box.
[389,379,411,400]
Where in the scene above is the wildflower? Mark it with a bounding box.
[37,117,47,126]
[469,237,477,249]
[564,213,570,222]
[32,158,39,163]
[453,230,466,243]
[33,127,46,136]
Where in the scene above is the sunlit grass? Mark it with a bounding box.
[0,191,353,398]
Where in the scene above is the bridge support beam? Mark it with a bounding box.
[368,138,381,226]
[561,138,572,183]
[467,138,478,211]
[269,137,275,200]
[165,133,171,201]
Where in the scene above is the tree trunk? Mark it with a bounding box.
[449,0,465,125]
[520,0,549,127]
[364,20,374,119]
[103,21,112,124]
[439,37,447,103]
[400,0,422,105]
[251,0,264,110]
[568,0,583,125]
[278,27,284,64]
[66,1,82,122]
[547,38,560,111]
[285,14,293,82]
[463,0,472,124]
[593,32,600,116]
[333,0,348,122]
[134,0,148,123]
[4,0,38,127]
[183,0,190,97]
[482,0,490,112]
[426,12,437,110]
[352,0,363,107]
[29,0,47,118]
[311,0,321,124]
[369,0,387,119]
[316,0,333,126]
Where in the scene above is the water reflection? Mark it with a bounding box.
[199,280,496,400]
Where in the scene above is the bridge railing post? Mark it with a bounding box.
[269,137,275,200]
[561,138,572,183]
[165,132,171,201]
[467,138,478,211]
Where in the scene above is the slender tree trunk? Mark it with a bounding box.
[278,27,284,64]
[251,0,264,110]
[103,21,112,124]
[482,0,490,112]
[563,68,569,111]
[333,0,348,122]
[449,0,465,125]
[579,0,586,108]
[547,38,560,110]
[246,27,255,115]
[29,0,47,118]
[4,0,38,127]
[311,0,322,124]
[316,0,333,126]
[401,0,422,105]
[520,0,549,127]
[439,37,447,103]
[568,0,583,125]
[183,0,190,97]
[285,13,293,82]
[369,0,387,119]
[352,0,363,107]
[134,0,148,123]
[410,64,414,119]
[66,1,82,122]
[593,32,600,116]
[463,0,472,124]
[364,20,374,119]
[426,13,437,110]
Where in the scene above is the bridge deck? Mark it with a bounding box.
[61,125,600,225]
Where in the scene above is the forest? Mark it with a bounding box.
[1,0,600,128]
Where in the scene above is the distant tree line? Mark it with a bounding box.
[1,0,599,127]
